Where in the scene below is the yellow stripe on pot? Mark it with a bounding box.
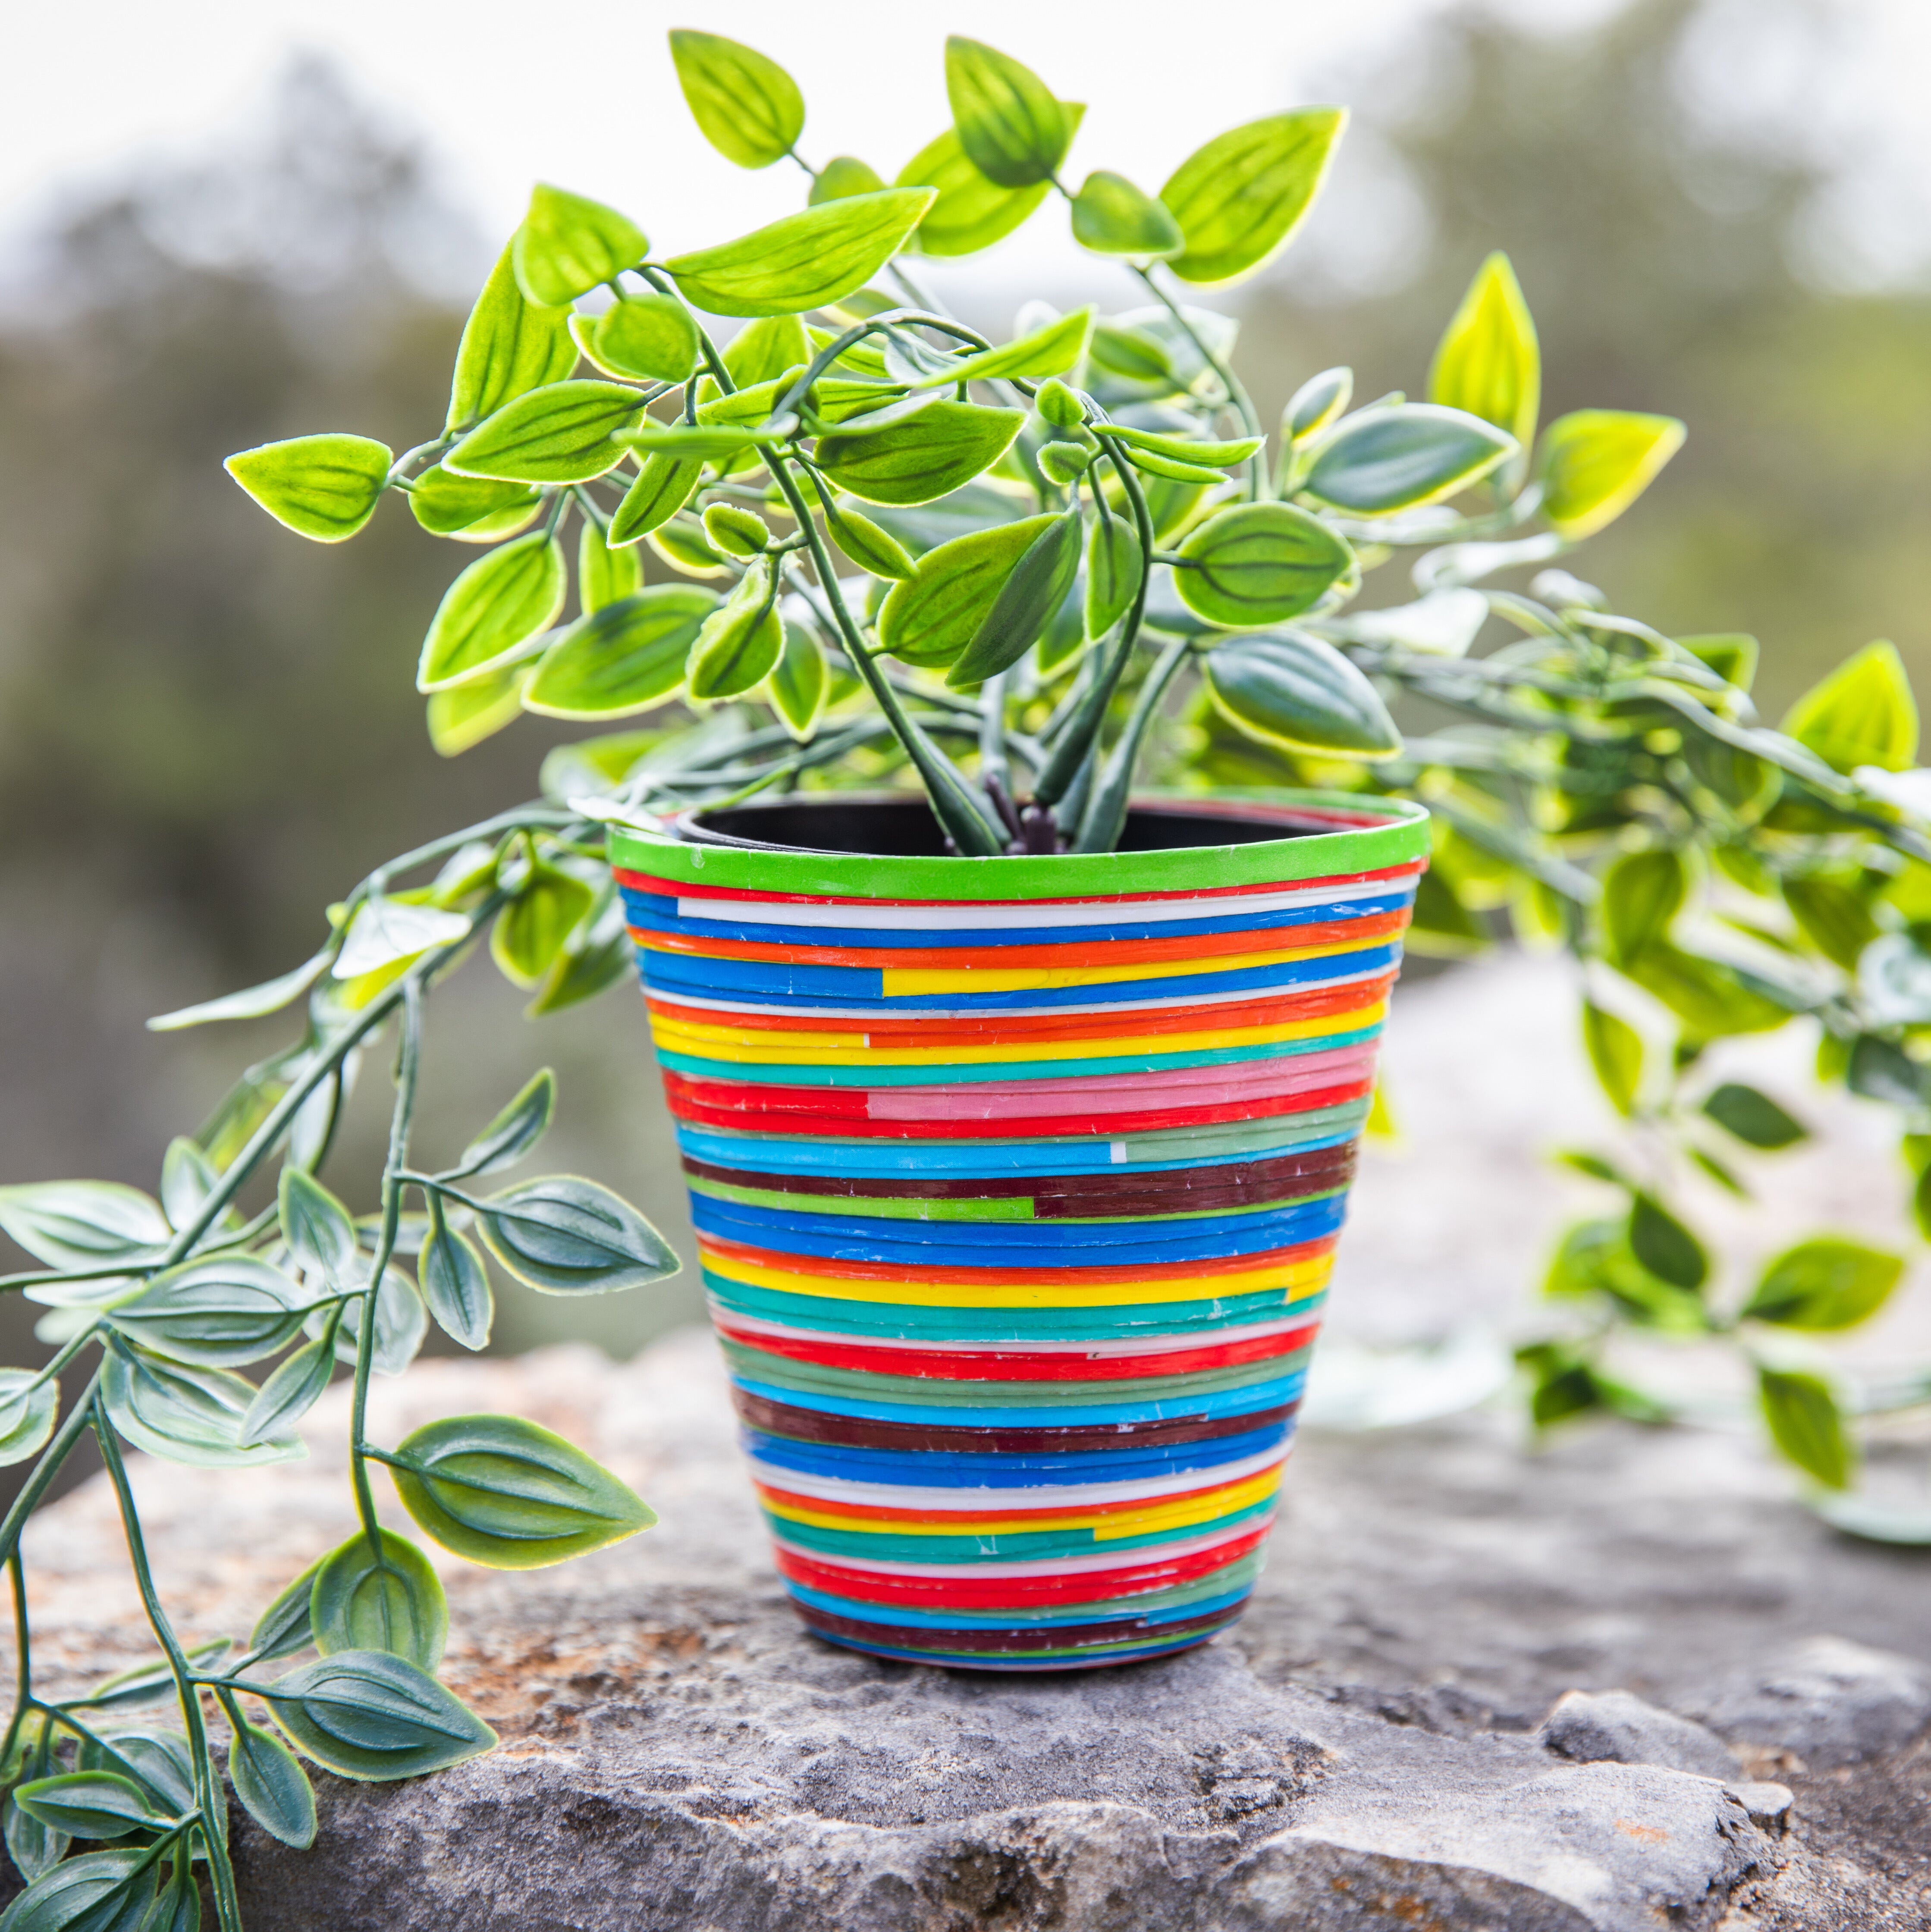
[879,936,1378,997]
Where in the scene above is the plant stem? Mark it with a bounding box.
[1075,633,1191,853]
[0,1552,30,1773]
[0,1366,103,1572]
[1133,263,1268,499]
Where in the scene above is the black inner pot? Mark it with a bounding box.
[684,796,1329,857]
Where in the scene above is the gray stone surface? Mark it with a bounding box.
[1538,1689,1738,1779]
[11,1331,1931,1929]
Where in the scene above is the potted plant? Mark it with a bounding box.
[5,25,1929,1926]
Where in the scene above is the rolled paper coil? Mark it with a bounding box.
[612,796,1428,1669]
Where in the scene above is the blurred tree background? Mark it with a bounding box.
[2,0,1926,1391]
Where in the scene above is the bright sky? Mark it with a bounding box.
[3,0,1927,297]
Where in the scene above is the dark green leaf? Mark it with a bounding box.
[224,434,391,543]
[1300,404,1515,515]
[1783,874,1878,970]
[946,507,1082,688]
[1599,848,1687,965]
[1284,367,1352,441]
[574,292,699,383]
[510,184,647,307]
[0,1182,168,1272]
[249,1560,322,1664]
[224,1706,316,1849]
[0,1370,57,1469]
[1581,1002,1642,1117]
[1428,251,1539,456]
[810,156,886,203]
[1086,320,1174,386]
[238,1329,336,1448]
[1202,632,1399,759]
[608,455,704,547]
[769,619,828,738]
[452,1070,557,1180]
[814,401,1024,507]
[1757,1367,1854,1489]
[0,1848,157,1932]
[1084,511,1142,641]
[688,558,783,700]
[837,481,1025,558]
[1744,1237,1903,1331]
[895,126,1052,258]
[474,1176,680,1294]
[445,381,642,486]
[1159,109,1346,285]
[663,190,934,319]
[1173,502,1353,628]
[14,1773,165,1841]
[1702,1082,1807,1150]
[1628,1193,1707,1291]
[669,29,804,170]
[75,1641,232,1716]
[492,862,595,990]
[416,533,567,692]
[526,898,635,1019]
[418,1198,493,1352]
[524,586,717,719]
[102,1341,305,1469]
[1539,409,1686,538]
[311,1528,447,1672]
[390,1414,657,1569]
[1847,1033,1928,1106]
[1070,171,1182,257]
[3,1734,66,1883]
[264,1651,496,1782]
[1779,640,1918,776]
[446,245,578,432]
[279,1168,358,1285]
[877,514,1058,670]
[943,36,1071,189]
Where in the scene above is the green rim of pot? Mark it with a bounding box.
[608,788,1431,901]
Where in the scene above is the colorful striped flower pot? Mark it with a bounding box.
[610,793,1429,1671]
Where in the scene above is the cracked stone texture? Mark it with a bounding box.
[10,1331,1931,1931]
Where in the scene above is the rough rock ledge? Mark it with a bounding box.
[11,1331,1930,1931]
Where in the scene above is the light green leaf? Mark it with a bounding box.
[225,434,391,543]
[810,156,885,203]
[837,481,1026,558]
[1202,632,1400,759]
[615,420,782,462]
[1682,631,1759,691]
[418,1197,493,1351]
[1301,404,1515,515]
[446,245,578,432]
[814,401,1024,507]
[572,292,700,383]
[1160,108,1346,285]
[1539,409,1685,537]
[1701,1082,1806,1150]
[1624,945,1792,1038]
[723,314,811,389]
[943,36,1071,189]
[1783,873,1878,970]
[390,1414,657,1569]
[159,1137,220,1236]
[444,380,643,486]
[914,309,1093,388]
[0,1181,168,1272]
[1581,1002,1643,1117]
[579,519,641,615]
[510,184,647,307]
[264,1651,496,1782]
[1086,319,1175,387]
[647,513,730,577]
[408,466,542,543]
[492,862,595,990]
[0,1370,57,1469]
[877,514,1058,669]
[524,585,717,719]
[279,1168,358,1284]
[526,898,635,1019]
[224,1704,317,1848]
[1284,367,1353,441]
[688,557,783,699]
[0,1848,157,1932]
[101,1340,306,1469]
[1103,426,1263,468]
[701,502,771,558]
[1084,510,1143,640]
[335,895,471,978]
[946,507,1083,688]
[250,1560,323,1664]
[1173,502,1353,628]
[474,1176,681,1294]
[895,126,1052,258]
[104,1255,308,1368]
[669,29,804,170]
[663,190,935,319]
[609,454,704,546]
[1070,172,1182,257]
[416,532,567,692]
[1780,640,1918,776]
[1758,1366,1854,1489]
[13,1772,165,1840]
[1429,251,1539,463]
[311,1528,447,1672]
[1600,848,1687,965]
[1742,1237,1903,1330]
[769,619,827,738]
[147,950,331,1033]
[823,501,916,580]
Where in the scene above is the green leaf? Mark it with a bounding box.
[669,29,804,169]
[445,380,643,486]
[688,558,783,699]
[573,292,700,384]
[1173,502,1353,628]
[1681,631,1758,692]
[524,586,717,719]
[1084,511,1143,640]
[238,1329,336,1448]
[0,1848,157,1932]
[510,184,647,307]
[1847,1032,1927,1107]
[452,1070,557,1180]
[917,309,1093,388]
[390,1414,657,1569]
[418,1198,493,1352]
[723,314,811,389]
[946,507,1083,688]
[473,1176,681,1294]
[1543,1217,1704,1332]
[1744,1236,1903,1331]
[1202,632,1400,759]
[1159,108,1346,285]
[1581,1002,1642,1117]
[334,894,470,978]
[104,1255,308,1369]
[609,455,704,547]
[147,951,331,1034]
[1301,404,1516,515]
[75,1641,233,1716]
[943,36,1071,189]
[768,620,828,738]
[224,1705,316,1848]
[279,1168,358,1284]
[1624,945,1791,1038]
[1757,1366,1854,1489]
[416,532,567,693]
[446,245,578,432]
[250,1560,323,1664]
[1628,1193,1707,1291]
[878,514,1058,670]
[1702,1082,1807,1150]
[1428,251,1539,460]
[1087,320,1175,387]
[1070,172,1182,257]
[1539,409,1685,538]
[492,862,595,991]
[813,401,1024,507]
[13,1773,166,1840]
[224,434,391,543]
[264,1651,496,1782]
[1284,367,1353,442]
[311,1528,447,1672]
[701,503,771,559]
[823,501,916,580]
[0,1370,57,1469]
[1600,848,1687,965]
[895,126,1052,258]
[408,467,542,544]
[0,1181,167,1272]
[618,420,782,463]
[647,513,730,576]
[1783,874,1878,970]
[1103,427,1263,469]
[578,520,641,615]
[101,1340,304,1470]
[663,190,935,319]
[527,899,635,1019]
[3,1730,66,1883]
[428,664,531,758]
[1779,640,1918,776]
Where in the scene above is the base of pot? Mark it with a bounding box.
[799,1620,1236,1672]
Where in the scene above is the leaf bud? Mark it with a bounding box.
[1035,380,1087,430]
[1037,442,1092,487]
[702,502,772,558]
